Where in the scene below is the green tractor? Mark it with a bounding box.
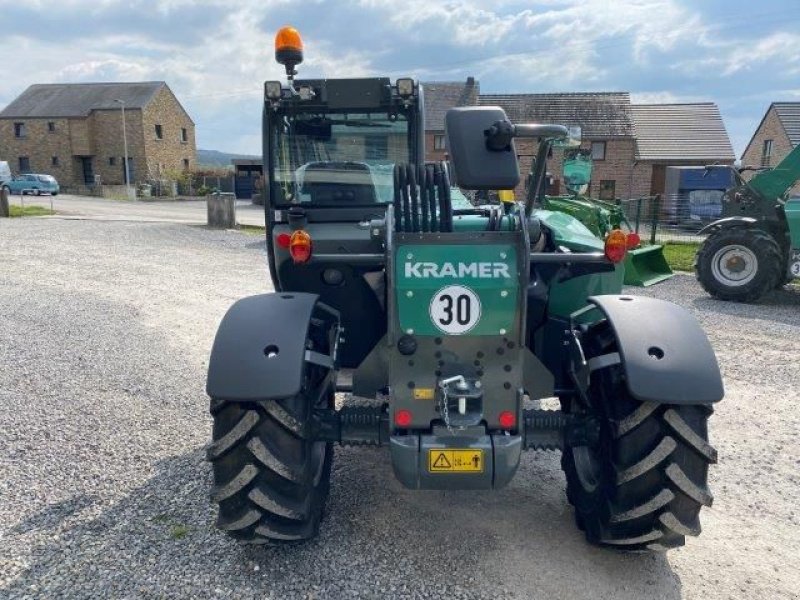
[695,144,800,302]
[540,149,674,287]
[205,26,724,551]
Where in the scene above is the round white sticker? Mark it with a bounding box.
[791,261,800,277]
[429,285,481,335]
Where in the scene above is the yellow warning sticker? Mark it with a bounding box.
[413,388,435,400]
[427,449,484,473]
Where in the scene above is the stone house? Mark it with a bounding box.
[629,103,735,198]
[740,102,800,195]
[0,82,195,190]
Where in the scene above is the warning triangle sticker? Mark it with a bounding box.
[432,452,451,469]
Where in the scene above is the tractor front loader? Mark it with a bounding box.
[695,143,800,302]
[540,149,673,286]
[204,26,724,552]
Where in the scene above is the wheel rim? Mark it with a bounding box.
[711,244,758,286]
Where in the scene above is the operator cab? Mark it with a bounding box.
[263,29,424,367]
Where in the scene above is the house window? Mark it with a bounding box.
[19,157,30,173]
[48,122,56,133]
[14,123,26,138]
[155,124,163,140]
[181,128,188,143]
[599,180,616,200]
[182,158,190,170]
[433,135,446,151]
[590,141,606,160]
[109,157,116,166]
[52,156,59,167]
[762,139,773,166]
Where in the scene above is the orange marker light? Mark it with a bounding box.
[604,229,628,263]
[275,26,304,70]
[289,230,312,264]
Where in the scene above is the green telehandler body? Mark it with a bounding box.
[204,26,724,552]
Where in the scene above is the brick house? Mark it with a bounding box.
[0,82,195,189]
[422,78,479,163]
[629,103,735,198]
[741,102,800,195]
[478,92,634,199]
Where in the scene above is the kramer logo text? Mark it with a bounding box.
[405,262,510,279]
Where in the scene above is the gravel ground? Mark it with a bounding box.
[1,218,799,600]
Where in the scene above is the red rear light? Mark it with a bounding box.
[289,230,312,264]
[626,232,641,249]
[604,229,627,263]
[498,410,516,430]
[276,232,291,249]
[394,409,412,428]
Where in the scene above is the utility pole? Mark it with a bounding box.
[114,99,134,199]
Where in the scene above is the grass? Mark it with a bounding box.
[660,241,700,272]
[238,224,266,236]
[170,524,191,540]
[8,204,54,217]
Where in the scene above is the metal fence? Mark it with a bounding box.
[617,194,709,245]
[156,174,235,198]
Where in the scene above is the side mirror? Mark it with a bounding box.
[445,106,520,190]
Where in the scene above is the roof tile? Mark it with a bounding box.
[630,103,734,161]
[0,82,166,119]
[477,92,632,137]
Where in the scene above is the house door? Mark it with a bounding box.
[122,158,135,184]
[80,158,94,185]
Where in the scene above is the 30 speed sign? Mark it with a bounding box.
[429,285,481,334]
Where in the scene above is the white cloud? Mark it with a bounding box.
[0,0,793,155]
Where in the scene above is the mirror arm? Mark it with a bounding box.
[513,124,569,140]
[524,139,554,217]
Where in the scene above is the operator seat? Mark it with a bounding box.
[301,161,378,204]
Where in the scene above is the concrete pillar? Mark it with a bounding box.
[207,192,236,228]
[0,186,9,218]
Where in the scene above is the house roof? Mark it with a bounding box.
[477,92,632,137]
[630,103,735,161]
[773,102,800,146]
[742,102,800,160]
[0,82,166,119]
[422,78,479,131]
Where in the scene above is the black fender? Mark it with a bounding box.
[584,295,724,404]
[697,216,757,236]
[206,293,339,401]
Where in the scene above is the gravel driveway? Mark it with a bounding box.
[1,219,798,599]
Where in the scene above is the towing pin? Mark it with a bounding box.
[458,397,466,415]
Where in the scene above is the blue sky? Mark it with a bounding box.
[0,0,798,156]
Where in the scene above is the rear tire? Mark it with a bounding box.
[695,227,781,302]
[207,322,335,544]
[561,323,717,551]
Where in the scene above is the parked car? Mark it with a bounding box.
[1,174,60,196]
[0,161,11,186]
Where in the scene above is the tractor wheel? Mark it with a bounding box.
[561,323,717,551]
[695,227,781,302]
[207,346,334,544]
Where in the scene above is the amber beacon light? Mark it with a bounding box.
[275,26,304,77]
